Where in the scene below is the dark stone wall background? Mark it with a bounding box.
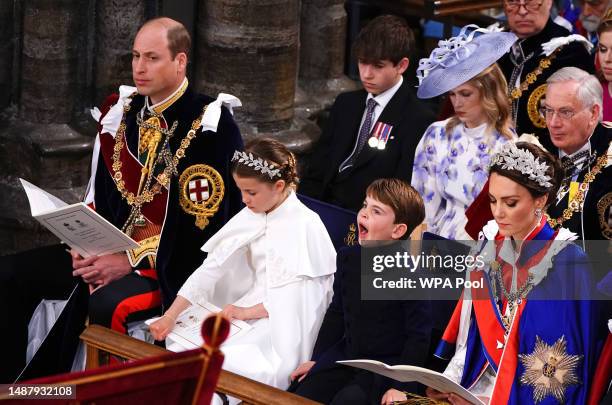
[94,0,146,105]
[0,1,13,111]
[0,0,356,255]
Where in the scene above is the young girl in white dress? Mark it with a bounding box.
[149,138,336,391]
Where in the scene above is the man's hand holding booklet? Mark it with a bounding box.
[20,178,139,257]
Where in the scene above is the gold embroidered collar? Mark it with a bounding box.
[509,48,560,100]
[146,77,189,115]
[112,95,207,235]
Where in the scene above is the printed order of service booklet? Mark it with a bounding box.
[338,359,485,405]
[146,301,253,350]
[20,178,139,257]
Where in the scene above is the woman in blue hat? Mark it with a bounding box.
[412,26,517,240]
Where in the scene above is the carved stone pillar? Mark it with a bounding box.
[20,0,81,123]
[300,0,345,84]
[0,1,13,111]
[298,0,358,110]
[195,0,303,133]
[94,0,146,104]
[0,0,93,254]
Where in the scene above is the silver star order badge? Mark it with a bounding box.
[518,335,583,404]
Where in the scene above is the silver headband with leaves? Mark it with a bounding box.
[232,150,281,179]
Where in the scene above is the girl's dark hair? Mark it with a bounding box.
[232,138,298,187]
[489,142,564,206]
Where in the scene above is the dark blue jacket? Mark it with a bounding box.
[310,244,432,392]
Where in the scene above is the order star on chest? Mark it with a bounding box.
[518,335,583,404]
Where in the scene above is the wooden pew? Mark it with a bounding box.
[80,325,320,405]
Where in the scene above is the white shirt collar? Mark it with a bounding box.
[366,75,403,111]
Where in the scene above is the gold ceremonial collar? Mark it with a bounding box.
[148,78,189,115]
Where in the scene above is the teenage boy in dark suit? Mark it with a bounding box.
[299,15,435,212]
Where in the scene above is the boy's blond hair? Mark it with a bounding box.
[365,178,425,240]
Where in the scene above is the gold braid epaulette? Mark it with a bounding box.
[548,153,608,228]
[111,98,208,207]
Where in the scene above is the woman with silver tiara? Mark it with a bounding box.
[412,26,517,240]
[426,142,603,404]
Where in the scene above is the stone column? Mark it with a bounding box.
[20,0,80,123]
[195,0,300,133]
[1,0,94,254]
[0,1,13,111]
[298,0,358,109]
[299,0,346,86]
[94,0,146,104]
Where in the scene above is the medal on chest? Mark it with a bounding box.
[368,122,393,150]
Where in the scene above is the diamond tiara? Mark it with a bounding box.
[232,150,281,179]
[490,143,553,189]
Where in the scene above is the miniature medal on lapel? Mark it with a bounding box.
[368,122,393,150]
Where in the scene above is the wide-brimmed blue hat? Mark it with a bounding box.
[416,25,517,99]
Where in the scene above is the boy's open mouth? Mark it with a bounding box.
[358,222,368,238]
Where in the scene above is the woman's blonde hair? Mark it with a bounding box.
[445,63,513,140]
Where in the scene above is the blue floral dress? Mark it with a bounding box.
[411,119,511,239]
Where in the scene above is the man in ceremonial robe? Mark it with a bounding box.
[544,67,611,243]
[543,67,612,404]
[499,0,595,153]
[0,17,243,382]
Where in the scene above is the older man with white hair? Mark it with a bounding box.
[543,67,611,405]
[543,67,611,242]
